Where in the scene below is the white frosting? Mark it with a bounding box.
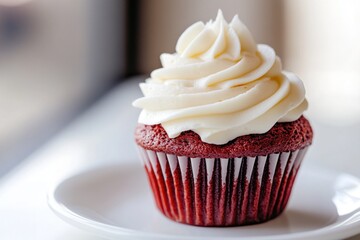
[133,10,308,145]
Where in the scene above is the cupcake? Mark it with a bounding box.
[133,10,313,226]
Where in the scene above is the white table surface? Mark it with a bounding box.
[1,76,360,240]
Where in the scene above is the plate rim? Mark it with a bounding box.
[47,163,360,240]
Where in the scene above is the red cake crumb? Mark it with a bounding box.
[135,116,313,158]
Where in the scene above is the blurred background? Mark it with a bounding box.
[1,0,360,176]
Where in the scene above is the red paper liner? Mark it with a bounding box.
[137,146,308,226]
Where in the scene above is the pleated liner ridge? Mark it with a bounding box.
[137,146,309,226]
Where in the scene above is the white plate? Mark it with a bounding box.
[48,163,360,240]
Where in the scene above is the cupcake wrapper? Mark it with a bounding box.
[137,146,309,226]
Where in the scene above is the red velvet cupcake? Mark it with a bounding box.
[133,10,313,226]
[135,117,312,226]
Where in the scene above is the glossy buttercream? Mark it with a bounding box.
[133,10,308,145]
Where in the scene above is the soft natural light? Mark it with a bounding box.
[307,71,360,126]
[333,174,360,216]
[0,0,32,6]
[284,1,360,126]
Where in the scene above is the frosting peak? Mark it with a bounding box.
[133,10,308,145]
[175,10,256,61]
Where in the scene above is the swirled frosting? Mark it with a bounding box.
[133,10,308,145]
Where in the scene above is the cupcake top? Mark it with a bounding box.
[135,116,313,158]
[133,10,308,145]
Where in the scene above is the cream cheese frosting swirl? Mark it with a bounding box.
[133,10,308,145]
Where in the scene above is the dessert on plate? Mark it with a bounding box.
[133,10,313,226]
